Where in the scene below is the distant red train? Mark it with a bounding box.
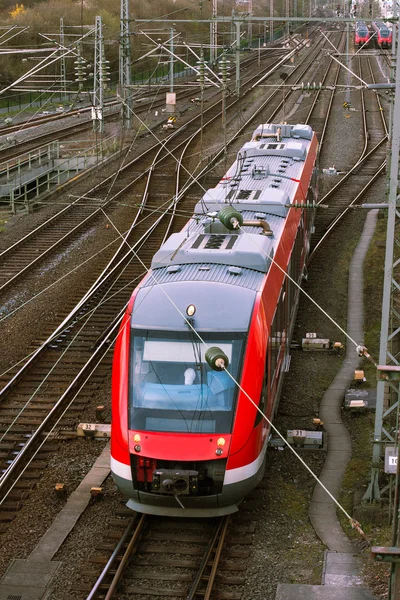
[111,123,319,517]
[372,20,392,48]
[355,21,370,46]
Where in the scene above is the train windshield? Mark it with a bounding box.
[128,329,245,434]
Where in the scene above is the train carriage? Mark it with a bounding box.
[372,20,392,48]
[111,123,319,517]
[355,21,370,46]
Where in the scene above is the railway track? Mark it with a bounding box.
[0,32,326,308]
[0,48,290,163]
[82,513,252,599]
[0,28,344,520]
[0,34,328,526]
[0,20,347,575]
[0,26,387,600]
[308,51,388,260]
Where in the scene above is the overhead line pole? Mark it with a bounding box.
[211,0,217,65]
[363,16,400,504]
[60,18,67,102]
[120,0,132,129]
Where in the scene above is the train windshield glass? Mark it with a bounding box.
[128,330,245,433]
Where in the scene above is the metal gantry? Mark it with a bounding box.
[210,0,218,65]
[270,0,274,43]
[247,0,253,47]
[93,15,108,133]
[59,18,67,101]
[119,0,132,129]
[363,22,400,504]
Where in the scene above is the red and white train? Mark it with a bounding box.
[354,21,370,47]
[111,122,319,517]
[372,20,392,48]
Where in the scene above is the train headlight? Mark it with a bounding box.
[133,434,141,443]
[134,444,141,452]
[216,448,223,456]
[186,304,196,317]
[217,437,225,446]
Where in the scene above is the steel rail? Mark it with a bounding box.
[304,33,348,146]
[0,99,120,136]
[308,52,389,262]
[0,44,292,162]
[86,513,146,600]
[0,304,123,496]
[366,54,389,136]
[317,53,388,207]
[317,137,387,207]
[186,515,231,600]
[0,86,211,163]
[327,161,386,229]
[103,514,146,600]
[0,93,227,296]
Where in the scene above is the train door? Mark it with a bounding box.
[267,286,287,414]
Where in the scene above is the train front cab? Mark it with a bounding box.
[110,284,266,517]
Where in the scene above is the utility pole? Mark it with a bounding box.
[286,0,290,37]
[248,0,253,48]
[119,0,132,129]
[169,27,174,92]
[370,22,400,600]
[93,15,108,134]
[198,50,205,161]
[210,0,217,65]
[220,51,229,163]
[59,18,67,102]
[235,20,241,96]
[270,0,274,42]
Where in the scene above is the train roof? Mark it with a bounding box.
[356,21,368,29]
[151,123,315,275]
[373,20,391,29]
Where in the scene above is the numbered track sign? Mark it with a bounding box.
[385,446,398,474]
